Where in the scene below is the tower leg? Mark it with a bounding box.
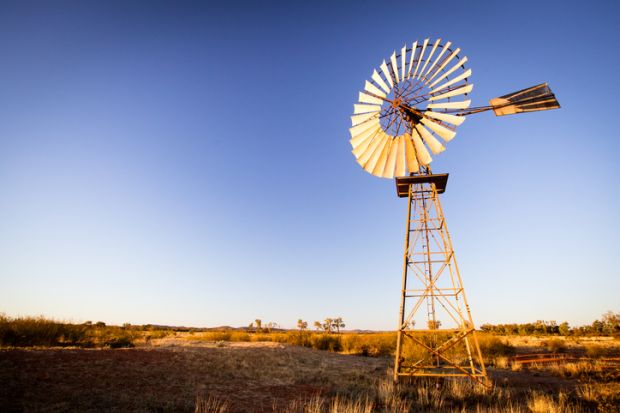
[393,174,489,386]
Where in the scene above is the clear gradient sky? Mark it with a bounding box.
[1,1,618,329]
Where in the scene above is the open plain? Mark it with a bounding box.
[1,335,618,412]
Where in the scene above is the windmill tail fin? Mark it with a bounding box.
[489,83,560,116]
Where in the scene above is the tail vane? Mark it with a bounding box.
[489,83,560,116]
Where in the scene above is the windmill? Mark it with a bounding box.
[349,38,559,385]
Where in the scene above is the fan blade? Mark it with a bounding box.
[420,118,456,141]
[351,111,378,127]
[489,83,560,116]
[390,52,399,83]
[382,137,400,178]
[367,136,391,175]
[407,41,418,78]
[415,123,445,154]
[424,111,465,126]
[353,103,381,114]
[418,38,440,81]
[427,100,471,110]
[358,132,386,165]
[352,128,379,157]
[425,47,461,85]
[428,56,468,89]
[422,41,451,81]
[380,60,394,88]
[371,69,391,93]
[349,126,380,149]
[350,123,380,149]
[364,80,387,98]
[412,38,429,79]
[400,44,406,81]
[411,129,432,165]
[349,117,379,137]
[351,133,375,157]
[430,69,472,94]
[404,134,419,173]
[429,84,474,101]
[395,136,407,177]
[358,91,384,105]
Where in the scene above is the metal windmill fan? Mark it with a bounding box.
[349,38,560,386]
[350,38,560,178]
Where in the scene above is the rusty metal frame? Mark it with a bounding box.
[393,168,489,386]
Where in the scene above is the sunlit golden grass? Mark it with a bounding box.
[194,395,230,413]
[577,382,620,411]
[548,360,598,378]
[526,392,575,413]
[282,394,376,413]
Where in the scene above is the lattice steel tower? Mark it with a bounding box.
[393,170,487,385]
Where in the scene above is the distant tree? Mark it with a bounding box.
[248,322,254,331]
[313,321,322,331]
[95,321,106,328]
[297,319,308,331]
[602,311,620,335]
[534,320,546,335]
[255,319,262,332]
[323,318,334,334]
[591,319,604,335]
[559,322,570,336]
[480,324,493,333]
[332,317,345,334]
[265,322,278,333]
[518,323,535,336]
[427,320,441,330]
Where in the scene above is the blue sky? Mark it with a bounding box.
[1,1,618,329]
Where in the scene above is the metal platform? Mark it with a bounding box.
[395,173,449,198]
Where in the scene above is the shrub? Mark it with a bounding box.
[544,338,567,353]
[477,335,516,358]
[0,315,89,347]
[340,333,395,357]
[0,315,147,348]
[106,335,135,348]
[584,344,607,358]
[310,334,342,351]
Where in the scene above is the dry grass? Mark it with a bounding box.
[195,395,230,413]
[526,392,575,413]
[281,394,376,413]
[547,361,599,378]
